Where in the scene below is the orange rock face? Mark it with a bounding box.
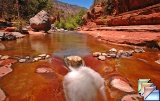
[83,0,160,26]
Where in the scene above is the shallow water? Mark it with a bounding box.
[0,31,160,101]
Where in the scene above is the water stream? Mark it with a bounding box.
[0,31,159,101]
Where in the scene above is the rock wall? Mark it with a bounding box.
[83,0,160,26]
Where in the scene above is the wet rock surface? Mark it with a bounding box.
[36,67,54,74]
[0,88,6,101]
[0,64,12,77]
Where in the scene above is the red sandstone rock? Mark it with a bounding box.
[110,78,135,92]
[0,59,17,66]
[0,88,6,101]
[121,94,142,101]
[84,1,160,26]
[0,64,12,77]
[4,27,16,32]
[78,29,160,47]
[28,30,47,35]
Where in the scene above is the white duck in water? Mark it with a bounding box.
[63,56,107,101]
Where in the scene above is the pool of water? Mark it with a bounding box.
[0,31,160,101]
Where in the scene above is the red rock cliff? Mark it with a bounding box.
[83,0,160,26]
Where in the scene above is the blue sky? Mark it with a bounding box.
[58,0,93,9]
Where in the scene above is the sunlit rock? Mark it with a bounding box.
[155,60,160,64]
[109,48,117,53]
[39,54,47,57]
[98,55,106,61]
[64,56,85,68]
[19,59,26,63]
[29,10,51,32]
[1,55,10,60]
[93,52,101,57]
[101,53,108,56]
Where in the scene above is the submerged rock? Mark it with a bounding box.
[0,59,17,65]
[111,79,135,92]
[0,88,6,101]
[0,64,12,77]
[121,94,142,101]
[36,67,53,73]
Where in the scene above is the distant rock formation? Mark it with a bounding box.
[83,0,160,26]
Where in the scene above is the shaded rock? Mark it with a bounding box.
[98,55,106,61]
[1,55,10,60]
[36,67,53,73]
[0,88,6,101]
[29,10,51,32]
[121,94,142,101]
[64,56,85,67]
[111,79,135,92]
[116,50,124,58]
[4,27,16,32]
[12,32,25,38]
[0,32,4,39]
[109,48,117,53]
[19,59,26,63]
[155,60,160,64]
[93,52,101,57]
[22,28,29,34]
[0,64,12,77]
[3,33,16,41]
[109,53,117,58]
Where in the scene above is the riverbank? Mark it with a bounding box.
[78,25,160,49]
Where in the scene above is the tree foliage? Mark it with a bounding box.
[0,0,52,20]
[54,9,87,30]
